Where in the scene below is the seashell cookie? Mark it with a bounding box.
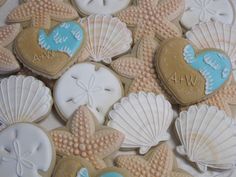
[115,0,184,42]
[175,104,236,172]
[0,123,56,177]
[155,38,232,106]
[186,21,236,80]
[79,15,132,64]
[50,106,124,170]
[0,75,53,130]
[72,0,131,16]
[108,92,173,154]
[0,24,21,74]
[7,0,78,29]
[115,143,173,177]
[14,21,85,79]
[54,62,123,124]
[180,0,234,29]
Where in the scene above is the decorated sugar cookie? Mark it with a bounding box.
[155,38,231,105]
[181,0,234,29]
[51,106,124,169]
[0,24,21,74]
[14,21,85,79]
[54,62,123,123]
[0,123,56,177]
[72,0,131,16]
[7,0,78,29]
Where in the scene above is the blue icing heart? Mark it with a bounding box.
[76,168,124,177]
[183,44,231,95]
[38,21,84,57]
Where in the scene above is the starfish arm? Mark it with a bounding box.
[111,56,146,78]
[49,1,78,21]
[88,156,107,170]
[157,0,184,20]
[32,14,51,29]
[115,6,140,26]
[138,0,159,7]
[0,46,20,74]
[0,24,21,47]
[50,130,75,156]
[69,106,96,138]
[7,2,34,24]
[93,128,124,158]
[115,155,148,176]
[133,24,155,43]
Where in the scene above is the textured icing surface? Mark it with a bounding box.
[76,168,124,177]
[74,0,130,15]
[0,123,54,177]
[39,21,84,57]
[181,0,234,29]
[54,63,123,123]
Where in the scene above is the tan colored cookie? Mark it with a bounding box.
[7,0,78,29]
[14,21,85,79]
[111,36,167,96]
[156,38,232,106]
[51,106,124,170]
[0,24,21,74]
[170,169,193,177]
[115,143,173,177]
[115,0,184,42]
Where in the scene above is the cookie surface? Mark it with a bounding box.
[54,62,123,123]
[0,123,55,177]
[14,21,85,79]
[155,38,231,105]
[73,0,131,15]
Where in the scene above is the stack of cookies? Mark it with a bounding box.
[0,0,236,177]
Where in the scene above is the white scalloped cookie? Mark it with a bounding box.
[180,0,234,29]
[54,62,123,124]
[0,123,55,177]
[72,0,131,15]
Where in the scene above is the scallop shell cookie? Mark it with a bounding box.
[0,75,53,130]
[0,123,56,177]
[115,143,174,177]
[14,21,85,79]
[54,62,123,124]
[108,92,173,154]
[0,24,21,74]
[79,15,132,63]
[155,38,232,105]
[51,106,124,169]
[7,0,78,29]
[175,105,236,172]
[115,0,184,42]
[72,0,131,16]
[181,0,234,29]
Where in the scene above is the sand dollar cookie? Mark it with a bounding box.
[72,0,131,16]
[155,38,232,105]
[54,62,123,123]
[14,21,85,79]
[0,123,56,177]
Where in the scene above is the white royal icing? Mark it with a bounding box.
[74,0,131,15]
[54,63,123,123]
[0,123,54,177]
[181,0,234,29]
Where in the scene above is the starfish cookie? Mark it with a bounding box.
[7,0,78,29]
[116,0,184,42]
[0,24,20,74]
[111,36,166,96]
[51,106,124,170]
[115,143,173,177]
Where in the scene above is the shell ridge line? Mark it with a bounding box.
[0,81,9,125]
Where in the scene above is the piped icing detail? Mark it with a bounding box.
[76,168,124,177]
[183,44,231,94]
[38,21,84,57]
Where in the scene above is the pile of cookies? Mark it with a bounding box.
[0,0,236,177]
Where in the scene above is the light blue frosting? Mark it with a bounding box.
[183,44,231,94]
[76,168,124,177]
[38,21,84,57]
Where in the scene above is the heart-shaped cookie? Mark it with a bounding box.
[155,38,231,105]
[14,21,85,79]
